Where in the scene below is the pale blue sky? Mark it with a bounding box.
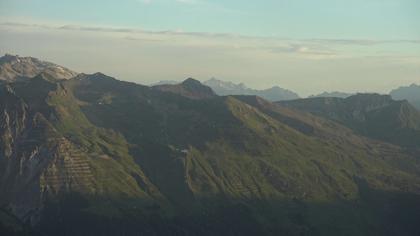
[2,0,419,38]
[0,0,419,96]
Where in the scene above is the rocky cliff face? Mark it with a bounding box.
[0,77,156,226]
[0,84,98,224]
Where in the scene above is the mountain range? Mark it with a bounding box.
[151,78,300,101]
[150,79,420,111]
[203,78,300,101]
[309,91,353,98]
[1,55,420,235]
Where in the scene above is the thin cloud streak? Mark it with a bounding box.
[2,22,419,45]
[2,21,420,62]
[1,21,419,96]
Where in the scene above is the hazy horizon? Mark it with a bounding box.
[1,0,419,96]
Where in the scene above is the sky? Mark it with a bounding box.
[0,0,419,96]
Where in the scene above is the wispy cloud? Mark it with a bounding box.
[2,21,419,63]
[2,21,419,46]
[307,38,420,46]
[270,44,336,56]
[1,20,419,96]
[0,22,235,38]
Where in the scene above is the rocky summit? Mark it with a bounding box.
[0,54,77,82]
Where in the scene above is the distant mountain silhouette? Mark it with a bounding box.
[150,80,179,86]
[309,91,353,98]
[390,84,420,110]
[203,78,299,101]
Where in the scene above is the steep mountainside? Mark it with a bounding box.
[1,70,420,235]
[203,78,299,101]
[281,94,420,148]
[391,84,420,110]
[0,54,77,82]
[0,74,164,226]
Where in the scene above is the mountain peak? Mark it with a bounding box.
[0,54,77,82]
[391,84,420,110]
[309,91,353,98]
[182,77,202,86]
[153,78,215,99]
[0,53,20,63]
[203,78,299,101]
[91,72,112,78]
